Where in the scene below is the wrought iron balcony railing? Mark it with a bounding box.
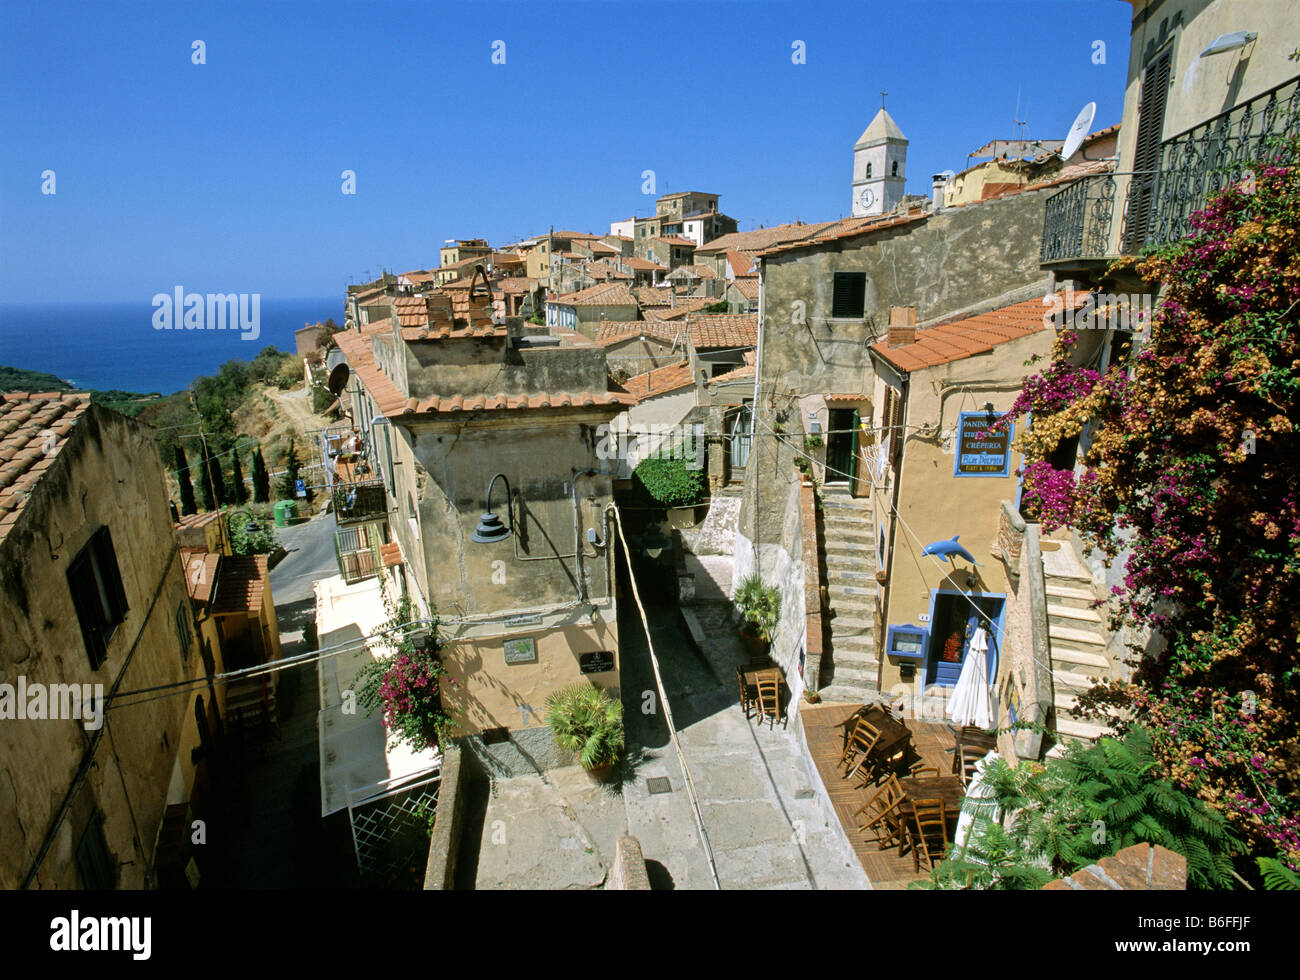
[332,479,388,524]
[1041,74,1300,267]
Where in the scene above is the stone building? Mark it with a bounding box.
[0,393,201,889]
[328,272,632,765]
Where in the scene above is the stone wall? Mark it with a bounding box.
[1042,842,1186,890]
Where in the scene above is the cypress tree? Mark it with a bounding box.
[210,457,227,507]
[198,449,217,511]
[230,449,248,504]
[252,448,270,503]
[278,438,302,500]
[175,446,197,515]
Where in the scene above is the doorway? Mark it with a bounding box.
[925,591,1004,688]
[825,408,858,484]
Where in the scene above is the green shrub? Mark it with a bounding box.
[734,573,780,643]
[545,684,624,770]
[633,451,705,508]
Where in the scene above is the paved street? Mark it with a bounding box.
[619,587,868,889]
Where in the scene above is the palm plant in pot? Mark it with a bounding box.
[546,683,624,782]
[734,573,780,658]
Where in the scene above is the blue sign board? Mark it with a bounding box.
[954,412,1013,478]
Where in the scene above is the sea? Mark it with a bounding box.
[0,297,341,395]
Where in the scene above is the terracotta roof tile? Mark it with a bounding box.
[210,554,268,616]
[548,282,638,307]
[593,321,682,347]
[729,277,760,301]
[380,542,402,568]
[621,360,696,402]
[184,552,222,603]
[706,350,757,385]
[0,393,93,545]
[870,291,1087,372]
[685,313,758,350]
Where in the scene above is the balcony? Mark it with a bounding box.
[336,520,385,584]
[332,479,388,524]
[1041,74,1300,272]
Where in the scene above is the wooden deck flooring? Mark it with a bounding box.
[802,702,961,889]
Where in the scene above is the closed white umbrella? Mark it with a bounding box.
[947,626,992,728]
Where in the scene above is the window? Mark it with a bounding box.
[67,527,129,670]
[76,811,114,890]
[891,160,898,176]
[831,272,867,318]
[865,162,872,178]
[175,601,192,666]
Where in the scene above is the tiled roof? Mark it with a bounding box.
[622,360,696,402]
[593,321,682,347]
[666,264,717,280]
[210,554,268,616]
[380,542,402,568]
[632,286,674,306]
[404,390,634,415]
[393,293,428,328]
[549,282,638,307]
[587,240,619,255]
[0,393,93,545]
[584,260,633,281]
[398,282,504,340]
[685,313,758,350]
[870,291,1087,372]
[694,222,839,255]
[654,236,697,248]
[729,277,760,301]
[621,257,667,272]
[174,511,221,532]
[706,350,757,385]
[757,209,929,257]
[726,251,756,277]
[333,329,410,416]
[642,297,716,322]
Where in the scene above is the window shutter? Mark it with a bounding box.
[94,527,129,621]
[1128,46,1172,249]
[832,273,866,318]
[67,551,107,670]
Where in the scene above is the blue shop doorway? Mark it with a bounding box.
[925,591,1004,688]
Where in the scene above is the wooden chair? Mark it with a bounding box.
[735,667,757,719]
[907,763,941,779]
[958,742,991,788]
[853,775,905,851]
[951,726,996,776]
[753,671,782,729]
[839,718,883,780]
[909,799,949,872]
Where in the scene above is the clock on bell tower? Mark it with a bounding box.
[852,100,907,217]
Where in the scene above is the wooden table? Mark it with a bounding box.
[742,665,783,688]
[839,704,912,760]
[896,775,966,821]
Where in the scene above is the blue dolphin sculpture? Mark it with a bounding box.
[922,535,982,566]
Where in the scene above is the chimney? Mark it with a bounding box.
[931,173,948,211]
[887,306,917,347]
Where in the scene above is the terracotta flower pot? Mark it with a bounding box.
[584,760,618,783]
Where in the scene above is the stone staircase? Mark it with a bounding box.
[1041,540,1120,752]
[816,487,881,703]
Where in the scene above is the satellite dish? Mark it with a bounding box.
[1061,102,1096,161]
[327,362,350,396]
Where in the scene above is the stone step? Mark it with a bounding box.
[821,564,873,579]
[829,584,875,601]
[825,539,874,554]
[820,495,872,509]
[829,602,873,621]
[832,644,883,670]
[821,526,875,543]
[1049,624,1106,647]
[1045,583,1097,608]
[828,664,879,685]
[1047,603,1103,625]
[1055,716,1112,741]
[1050,645,1111,671]
[1052,669,1099,695]
[1044,565,1092,585]
[818,683,879,703]
[829,614,873,630]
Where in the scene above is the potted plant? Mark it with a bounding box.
[546,683,624,782]
[734,573,780,658]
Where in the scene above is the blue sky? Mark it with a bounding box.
[1,0,1132,302]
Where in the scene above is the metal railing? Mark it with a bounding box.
[332,479,388,524]
[1041,75,1300,265]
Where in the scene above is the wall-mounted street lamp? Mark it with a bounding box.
[641,523,670,560]
[1200,31,1257,57]
[470,473,513,543]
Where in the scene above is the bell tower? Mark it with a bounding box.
[852,97,907,217]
